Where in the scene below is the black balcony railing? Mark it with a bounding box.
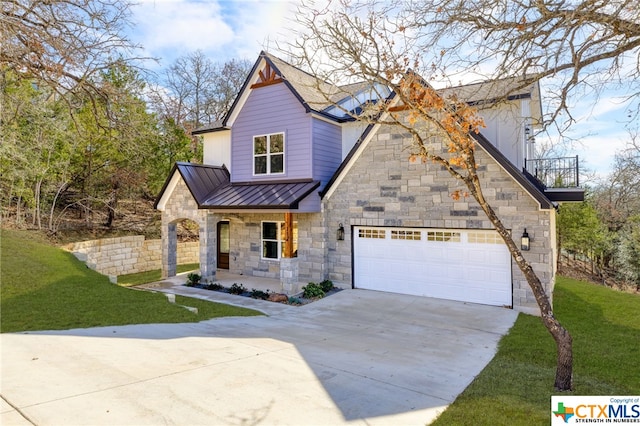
[524,156,580,189]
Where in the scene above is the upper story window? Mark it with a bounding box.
[254,133,284,175]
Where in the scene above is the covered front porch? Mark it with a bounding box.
[160,211,307,295]
[142,269,285,294]
[155,162,324,295]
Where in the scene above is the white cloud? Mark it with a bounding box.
[129,0,299,67]
[225,1,299,59]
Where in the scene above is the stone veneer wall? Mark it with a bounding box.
[159,176,219,279]
[158,177,328,293]
[322,123,557,314]
[69,236,199,277]
[224,212,326,292]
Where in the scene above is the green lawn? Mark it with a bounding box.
[0,229,261,333]
[432,276,640,425]
[3,229,638,424]
[117,263,200,287]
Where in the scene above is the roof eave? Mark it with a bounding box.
[192,126,229,135]
[471,132,554,209]
[154,163,180,210]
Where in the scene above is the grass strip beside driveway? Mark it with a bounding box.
[0,229,261,333]
[432,276,640,425]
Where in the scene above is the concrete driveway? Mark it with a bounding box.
[1,288,518,425]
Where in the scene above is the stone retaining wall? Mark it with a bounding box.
[68,236,199,277]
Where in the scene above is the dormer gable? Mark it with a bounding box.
[250,62,283,89]
[224,52,386,128]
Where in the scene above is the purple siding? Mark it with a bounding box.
[312,118,342,187]
[231,83,311,182]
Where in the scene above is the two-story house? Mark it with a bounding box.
[155,51,583,314]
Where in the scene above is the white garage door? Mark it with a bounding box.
[354,227,512,306]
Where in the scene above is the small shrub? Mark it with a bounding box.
[205,282,224,291]
[228,283,247,295]
[186,273,201,287]
[288,297,303,305]
[319,279,334,293]
[250,288,270,300]
[302,282,325,299]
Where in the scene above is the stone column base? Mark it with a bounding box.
[280,257,299,294]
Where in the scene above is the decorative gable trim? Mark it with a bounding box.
[250,62,283,89]
[224,52,349,128]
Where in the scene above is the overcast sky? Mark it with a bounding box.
[127,0,635,179]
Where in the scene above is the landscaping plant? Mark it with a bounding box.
[186,272,201,287]
[302,282,325,299]
[228,283,247,295]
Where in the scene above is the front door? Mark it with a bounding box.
[217,221,230,269]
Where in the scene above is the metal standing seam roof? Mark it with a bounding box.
[174,162,230,203]
[201,180,321,209]
[163,162,320,210]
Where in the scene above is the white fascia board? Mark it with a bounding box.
[310,112,343,125]
[322,122,382,200]
[155,171,181,212]
[224,58,266,127]
[475,141,552,211]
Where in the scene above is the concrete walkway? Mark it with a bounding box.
[1,286,518,425]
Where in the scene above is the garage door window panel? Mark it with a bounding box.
[427,231,461,242]
[391,230,421,240]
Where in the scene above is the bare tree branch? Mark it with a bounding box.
[287,0,577,391]
[1,0,146,117]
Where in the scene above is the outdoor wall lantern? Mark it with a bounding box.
[521,228,530,251]
[337,223,345,241]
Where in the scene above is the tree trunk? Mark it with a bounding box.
[16,194,22,225]
[105,191,117,228]
[520,260,574,391]
[105,179,119,229]
[48,182,69,232]
[468,175,574,391]
[34,178,42,229]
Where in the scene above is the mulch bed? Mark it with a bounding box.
[184,282,342,305]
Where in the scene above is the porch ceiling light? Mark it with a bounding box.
[521,228,530,251]
[337,223,345,241]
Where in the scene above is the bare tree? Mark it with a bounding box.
[395,0,640,129]
[157,52,252,128]
[149,53,251,159]
[209,58,253,120]
[592,129,640,232]
[1,0,142,114]
[289,1,575,390]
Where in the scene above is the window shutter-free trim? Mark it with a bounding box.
[253,132,285,175]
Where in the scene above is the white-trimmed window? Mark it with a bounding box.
[254,133,284,175]
[261,221,298,260]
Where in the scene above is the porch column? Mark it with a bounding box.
[162,221,177,278]
[283,212,294,258]
[199,212,217,281]
[280,212,299,294]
